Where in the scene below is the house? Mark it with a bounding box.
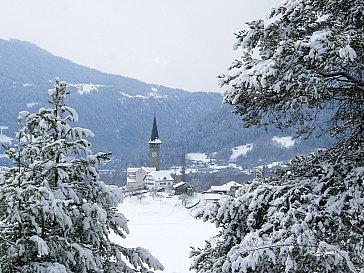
[126,167,156,190]
[203,192,224,204]
[203,181,243,202]
[144,170,174,190]
[208,181,243,196]
[173,181,193,195]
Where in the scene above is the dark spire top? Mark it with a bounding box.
[149,115,161,143]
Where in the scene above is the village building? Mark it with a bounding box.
[207,181,243,196]
[202,181,243,203]
[144,170,174,190]
[126,115,175,190]
[126,167,156,190]
[172,181,190,195]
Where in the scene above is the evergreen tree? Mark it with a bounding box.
[191,147,364,273]
[0,79,163,272]
[220,0,363,145]
[191,0,364,272]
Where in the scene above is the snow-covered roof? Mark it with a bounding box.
[203,192,223,200]
[127,167,141,172]
[223,181,243,187]
[141,167,157,172]
[127,167,156,173]
[210,185,230,192]
[147,170,174,182]
[173,181,187,188]
[210,181,243,192]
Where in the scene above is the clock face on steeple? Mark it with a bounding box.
[152,151,157,157]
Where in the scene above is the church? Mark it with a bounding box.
[126,116,174,190]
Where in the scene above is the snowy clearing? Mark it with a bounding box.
[229,144,253,162]
[120,87,168,100]
[186,152,210,163]
[68,83,106,95]
[272,136,295,148]
[112,194,217,273]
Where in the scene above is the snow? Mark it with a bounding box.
[30,235,49,256]
[148,86,168,99]
[339,45,357,62]
[209,181,243,194]
[173,181,186,188]
[26,102,40,108]
[121,92,149,99]
[272,136,295,148]
[148,138,162,144]
[120,88,168,100]
[203,192,224,202]
[68,83,106,95]
[229,144,253,162]
[186,153,210,163]
[23,83,33,87]
[0,134,12,144]
[112,194,218,273]
[148,170,174,181]
[266,161,285,168]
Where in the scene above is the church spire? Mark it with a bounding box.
[148,115,162,171]
[149,114,162,143]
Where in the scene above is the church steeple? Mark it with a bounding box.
[148,115,162,171]
[149,115,161,143]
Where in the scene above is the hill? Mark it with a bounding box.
[0,39,334,184]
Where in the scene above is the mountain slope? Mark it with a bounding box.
[0,39,221,161]
[0,39,334,177]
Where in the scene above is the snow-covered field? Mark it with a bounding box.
[112,194,218,273]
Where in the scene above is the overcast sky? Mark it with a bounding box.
[0,0,282,92]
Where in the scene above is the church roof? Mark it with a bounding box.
[148,115,162,144]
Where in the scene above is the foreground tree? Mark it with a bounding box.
[0,79,163,272]
[220,0,363,145]
[191,0,364,272]
[191,146,364,273]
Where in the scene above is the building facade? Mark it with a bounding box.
[126,167,156,190]
[144,170,174,190]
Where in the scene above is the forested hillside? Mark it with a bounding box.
[0,39,334,174]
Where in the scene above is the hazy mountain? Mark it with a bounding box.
[0,39,334,177]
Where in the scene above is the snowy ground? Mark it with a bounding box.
[111,194,218,273]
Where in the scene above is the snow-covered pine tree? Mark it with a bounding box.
[220,0,363,145]
[0,78,163,273]
[191,0,364,272]
[191,146,364,273]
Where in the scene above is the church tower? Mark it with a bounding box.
[148,115,162,171]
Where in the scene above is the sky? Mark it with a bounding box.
[0,0,282,92]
